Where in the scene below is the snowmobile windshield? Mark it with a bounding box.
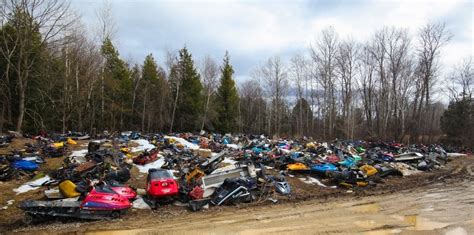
[149,170,172,179]
[95,185,117,194]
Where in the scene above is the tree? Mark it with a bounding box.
[140,54,158,131]
[412,22,451,142]
[291,98,313,137]
[0,0,75,132]
[311,27,338,139]
[215,52,239,133]
[239,80,266,134]
[290,53,310,136]
[170,47,203,132]
[100,36,130,130]
[260,56,288,136]
[440,97,473,147]
[200,55,219,131]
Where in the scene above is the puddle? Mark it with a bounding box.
[57,183,474,234]
[392,214,451,231]
[363,228,402,235]
[354,220,379,229]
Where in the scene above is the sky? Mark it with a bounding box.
[71,0,473,85]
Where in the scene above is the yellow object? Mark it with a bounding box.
[53,142,64,148]
[339,182,353,188]
[66,138,77,145]
[356,181,369,187]
[168,137,177,144]
[59,180,81,198]
[306,142,316,149]
[120,147,130,153]
[359,165,378,176]
[185,168,205,183]
[287,162,310,171]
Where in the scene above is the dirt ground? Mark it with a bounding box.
[1,138,473,234]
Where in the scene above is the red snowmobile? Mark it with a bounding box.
[144,168,178,208]
[146,168,178,197]
[133,149,159,165]
[20,184,132,224]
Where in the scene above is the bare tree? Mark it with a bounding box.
[445,57,473,102]
[239,79,266,134]
[311,27,338,139]
[259,56,288,136]
[290,53,308,136]
[412,22,451,141]
[95,0,117,130]
[336,38,358,138]
[200,55,219,131]
[167,51,180,133]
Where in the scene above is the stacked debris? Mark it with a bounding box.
[12,131,462,224]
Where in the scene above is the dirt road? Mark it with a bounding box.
[79,179,473,235]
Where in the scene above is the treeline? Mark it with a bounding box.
[0,0,472,146]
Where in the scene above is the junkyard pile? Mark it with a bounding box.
[0,131,468,224]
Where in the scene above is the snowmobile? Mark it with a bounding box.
[133,149,159,165]
[146,169,178,197]
[144,169,178,208]
[20,185,132,224]
[0,163,15,181]
[267,175,291,195]
[102,180,137,201]
[12,160,39,171]
[211,178,254,206]
[310,163,337,175]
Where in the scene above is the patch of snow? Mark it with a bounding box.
[445,227,467,235]
[132,196,151,209]
[299,176,332,188]
[226,144,240,149]
[165,136,199,150]
[222,157,237,165]
[131,139,155,152]
[211,164,237,174]
[1,200,14,210]
[70,149,88,157]
[14,176,51,194]
[447,153,467,157]
[135,157,165,173]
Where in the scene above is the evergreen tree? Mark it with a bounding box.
[215,52,240,133]
[440,97,473,147]
[171,47,203,131]
[101,37,131,130]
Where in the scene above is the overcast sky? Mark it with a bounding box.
[72,0,473,83]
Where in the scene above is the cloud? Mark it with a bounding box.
[71,0,472,81]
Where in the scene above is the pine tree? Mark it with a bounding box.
[215,52,240,133]
[100,37,131,130]
[171,47,203,131]
[440,97,474,147]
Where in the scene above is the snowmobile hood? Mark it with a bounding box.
[310,163,337,173]
[110,185,137,200]
[81,188,131,210]
[12,160,38,171]
[287,162,310,171]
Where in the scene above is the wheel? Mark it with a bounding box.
[22,213,35,225]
